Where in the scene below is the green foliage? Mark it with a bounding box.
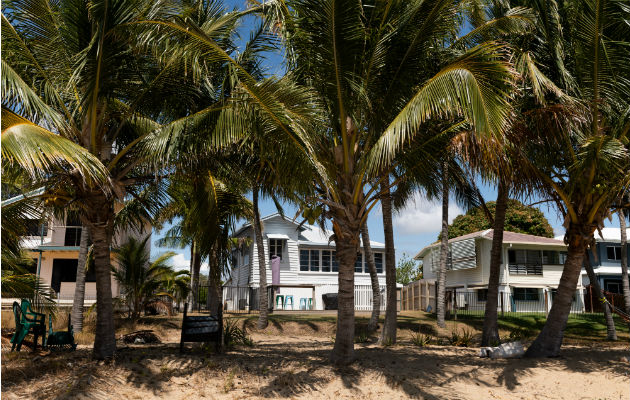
[443,199,554,239]
[411,332,432,347]
[396,253,422,285]
[449,328,475,347]
[112,236,186,319]
[223,319,253,348]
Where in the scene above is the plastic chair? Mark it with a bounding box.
[45,313,77,351]
[285,295,294,310]
[308,298,313,310]
[275,295,284,310]
[10,299,46,352]
[299,298,308,310]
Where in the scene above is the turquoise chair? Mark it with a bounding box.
[11,299,46,352]
[285,295,294,310]
[275,295,284,310]
[299,298,308,310]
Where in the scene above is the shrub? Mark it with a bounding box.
[223,318,253,348]
[449,328,474,347]
[411,332,432,347]
[508,327,533,341]
[354,330,370,343]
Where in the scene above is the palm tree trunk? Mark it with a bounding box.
[583,250,617,340]
[481,180,508,346]
[525,225,587,357]
[330,214,361,365]
[437,159,449,329]
[253,188,269,329]
[361,222,380,333]
[191,243,202,311]
[88,202,116,360]
[207,246,221,317]
[380,179,397,344]
[617,209,630,329]
[71,226,90,332]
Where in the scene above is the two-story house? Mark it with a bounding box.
[13,201,150,305]
[576,227,630,294]
[415,230,585,313]
[226,214,388,311]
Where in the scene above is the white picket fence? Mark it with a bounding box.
[319,284,387,311]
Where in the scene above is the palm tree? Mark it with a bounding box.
[112,236,178,319]
[614,193,630,328]
[2,0,256,358]
[137,0,513,364]
[521,0,630,357]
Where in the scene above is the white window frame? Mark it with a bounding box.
[269,239,284,260]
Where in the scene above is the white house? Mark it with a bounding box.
[415,230,585,313]
[3,194,150,305]
[564,227,630,294]
[226,213,388,311]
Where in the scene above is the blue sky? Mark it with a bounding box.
[150,1,610,272]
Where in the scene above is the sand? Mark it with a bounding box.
[2,325,629,400]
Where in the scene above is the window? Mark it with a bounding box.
[513,288,539,301]
[477,289,488,302]
[607,246,622,261]
[310,250,320,271]
[542,250,561,265]
[374,253,383,273]
[508,249,543,275]
[332,251,338,272]
[604,279,623,294]
[51,259,78,293]
[300,250,309,271]
[269,239,284,259]
[25,219,48,236]
[322,250,331,272]
[355,253,364,273]
[64,227,82,246]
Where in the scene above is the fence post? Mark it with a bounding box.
[453,288,457,321]
[589,285,593,313]
[500,292,504,317]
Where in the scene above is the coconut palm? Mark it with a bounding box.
[112,236,180,319]
[114,0,513,364]
[2,0,256,358]
[519,0,630,357]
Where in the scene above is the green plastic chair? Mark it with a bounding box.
[45,313,77,351]
[275,295,284,310]
[10,300,46,352]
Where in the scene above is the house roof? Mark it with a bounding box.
[414,229,565,259]
[297,224,385,249]
[234,213,385,249]
[555,227,629,243]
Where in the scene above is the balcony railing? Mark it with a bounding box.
[508,263,543,275]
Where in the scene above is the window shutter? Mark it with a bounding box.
[450,239,477,270]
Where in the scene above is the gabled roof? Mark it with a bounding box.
[297,224,385,249]
[233,213,300,237]
[414,229,565,259]
[555,227,629,243]
[233,213,386,248]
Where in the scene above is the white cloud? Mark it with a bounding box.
[393,194,463,235]
[168,253,209,274]
[170,253,190,270]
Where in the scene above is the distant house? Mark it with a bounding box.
[5,194,150,305]
[414,230,585,313]
[226,213,389,311]
[574,227,630,294]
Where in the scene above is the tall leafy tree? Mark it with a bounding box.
[1,0,254,358]
[520,0,630,357]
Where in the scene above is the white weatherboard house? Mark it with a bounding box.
[226,214,387,311]
[2,194,150,305]
[415,230,585,313]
